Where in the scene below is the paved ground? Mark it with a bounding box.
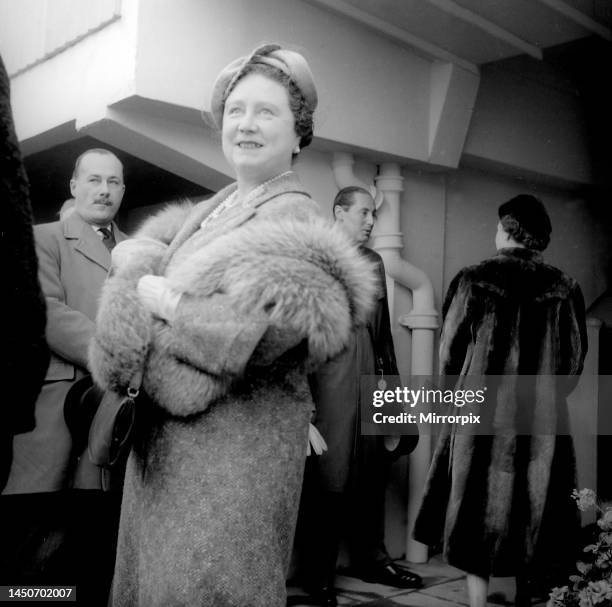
[287,556,550,606]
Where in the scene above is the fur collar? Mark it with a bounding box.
[161,171,310,263]
[496,247,542,263]
[462,247,576,301]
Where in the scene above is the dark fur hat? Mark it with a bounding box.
[498,194,552,251]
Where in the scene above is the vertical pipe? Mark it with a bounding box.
[375,164,438,564]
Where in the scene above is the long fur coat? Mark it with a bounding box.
[89,172,377,607]
[413,247,587,579]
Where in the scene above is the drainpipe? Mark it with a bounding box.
[375,163,438,564]
[330,152,383,206]
[331,154,439,563]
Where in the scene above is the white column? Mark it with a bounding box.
[374,163,438,563]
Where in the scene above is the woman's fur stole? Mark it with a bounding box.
[90,197,377,416]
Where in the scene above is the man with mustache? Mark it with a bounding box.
[1,149,126,605]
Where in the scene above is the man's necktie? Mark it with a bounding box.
[98,227,116,252]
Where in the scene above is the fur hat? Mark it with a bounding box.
[498,194,552,251]
[209,43,318,129]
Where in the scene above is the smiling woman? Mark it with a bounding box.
[89,44,377,607]
[222,73,299,191]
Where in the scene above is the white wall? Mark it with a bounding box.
[464,59,593,186]
[293,149,337,216]
[442,169,609,306]
[4,0,598,192]
[0,0,120,75]
[2,0,140,143]
[134,0,431,161]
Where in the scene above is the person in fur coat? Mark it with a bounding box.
[412,195,587,607]
[88,44,377,607]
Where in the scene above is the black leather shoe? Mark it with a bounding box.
[295,584,337,607]
[358,563,423,589]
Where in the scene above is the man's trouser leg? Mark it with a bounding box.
[296,463,344,589]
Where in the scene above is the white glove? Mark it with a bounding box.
[137,275,182,321]
[306,423,327,456]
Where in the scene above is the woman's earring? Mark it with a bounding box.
[293,145,300,155]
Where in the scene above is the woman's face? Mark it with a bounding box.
[222,73,300,183]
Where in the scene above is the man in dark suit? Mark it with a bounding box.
[1,149,127,604]
[295,187,421,607]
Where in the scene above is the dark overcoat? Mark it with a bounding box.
[1,53,48,444]
[3,212,126,494]
[308,247,406,493]
[413,247,587,577]
[89,172,377,607]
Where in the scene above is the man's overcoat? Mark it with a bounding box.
[3,212,126,494]
[308,247,408,493]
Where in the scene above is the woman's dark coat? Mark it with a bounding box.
[89,172,377,607]
[413,247,587,577]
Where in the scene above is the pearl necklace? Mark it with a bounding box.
[200,171,292,230]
